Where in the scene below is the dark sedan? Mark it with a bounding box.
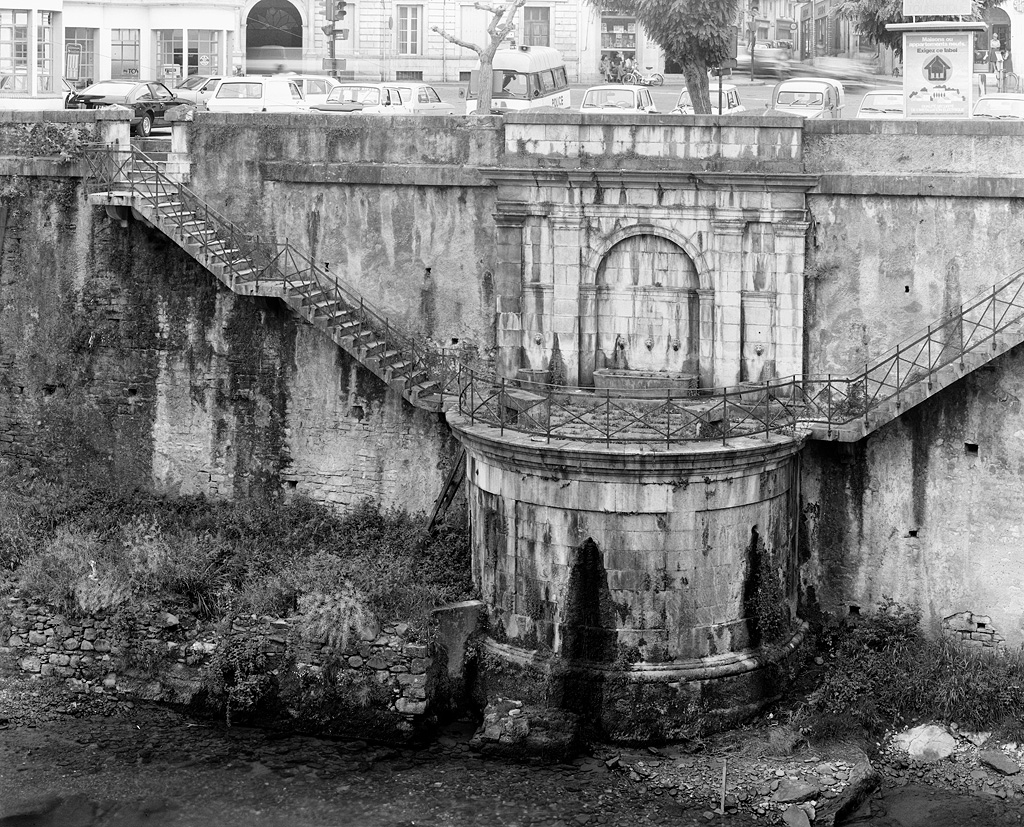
[65,80,192,136]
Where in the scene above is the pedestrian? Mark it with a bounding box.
[599,54,611,83]
[623,54,635,81]
[610,52,622,83]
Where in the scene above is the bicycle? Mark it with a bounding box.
[624,66,665,86]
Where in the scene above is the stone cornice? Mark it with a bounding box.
[481,166,821,193]
[448,411,806,481]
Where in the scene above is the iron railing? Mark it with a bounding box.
[85,144,1024,445]
[85,144,462,406]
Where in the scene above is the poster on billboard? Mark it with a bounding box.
[903,0,971,14]
[903,31,974,118]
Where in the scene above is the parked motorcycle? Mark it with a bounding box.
[623,66,665,86]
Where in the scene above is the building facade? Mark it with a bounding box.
[0,0,675,95]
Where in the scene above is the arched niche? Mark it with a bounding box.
[582,233,701,382]
[246,0,303,70]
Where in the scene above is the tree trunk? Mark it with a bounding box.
[682,57,711,115]
[477,51,494,114]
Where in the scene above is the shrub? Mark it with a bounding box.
[804,598,1024,740]
[3,471,473,632]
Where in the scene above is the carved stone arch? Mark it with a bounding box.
[584,224,713,292]
[578,228,711,386]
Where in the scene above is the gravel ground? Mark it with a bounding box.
[0,676,1021,827]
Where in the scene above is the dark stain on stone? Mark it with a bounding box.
[561,538,618,663]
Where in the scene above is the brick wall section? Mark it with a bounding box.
[3,597,438,735]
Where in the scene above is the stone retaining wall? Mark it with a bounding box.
[1,596,443,739]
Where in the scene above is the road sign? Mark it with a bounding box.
[199,54,210,67]
[322,58,347,71]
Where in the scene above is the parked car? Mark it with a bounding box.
[204,76,307,113]
[321,83,403,114]
[309,87,364,113]
[765,77,845,119]
[65,80,191,135]
[973,93,1024,120]
[855,89,905,119]
[380,82,455,115]
[580,84,658,114]
[323,82,455,115]
[672,83,746,115]
[174,74,223,107]
[278,74,341,107]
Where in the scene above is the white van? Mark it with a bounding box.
[466,45,571,113]
[280,75,341,107]
[205,76,307,113]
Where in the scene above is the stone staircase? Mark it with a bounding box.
[802,276,1024,442]
[86,146,455,413]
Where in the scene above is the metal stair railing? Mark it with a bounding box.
[84,143,462,408]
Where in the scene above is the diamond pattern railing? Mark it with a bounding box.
[457,264,1024,445]
[84,144,1024,446]
[85,144,460,412]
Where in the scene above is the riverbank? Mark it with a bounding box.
[2,675,1021,827]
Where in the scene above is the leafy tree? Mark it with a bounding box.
[587,0,739,114]
[832,0,1005,56]
[431,0,527,114]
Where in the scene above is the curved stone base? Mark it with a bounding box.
[476,622,808,743]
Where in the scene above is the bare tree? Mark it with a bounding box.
[431,0,527,114]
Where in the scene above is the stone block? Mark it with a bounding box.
[63,638,80,651]
[395,697,427,715]
[19,655,41,673]
[27,631,46,646]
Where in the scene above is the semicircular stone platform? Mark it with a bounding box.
[449,411,808,742]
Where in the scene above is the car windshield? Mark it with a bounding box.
[974,98,1024,119]
[860,93,903,113]
[676,90,693,109]
[216,82,263,100]
[80,82,134,97]
[177,76,206,90]
[331,86,381,105]
[582,89,637,109]
[494,71,528,99]
[776,90,824,107]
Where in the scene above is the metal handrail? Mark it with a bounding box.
[85,144,463,402]
[84,144,1024,446]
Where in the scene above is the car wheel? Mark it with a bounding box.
[135,112,153,137]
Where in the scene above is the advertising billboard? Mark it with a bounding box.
[903,0,971,14]
[903,31,974,118]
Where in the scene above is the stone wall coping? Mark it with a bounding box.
[0,109,129,123]
[503,111,805,128]
[805,119,1024,137]
[193,111,503,132]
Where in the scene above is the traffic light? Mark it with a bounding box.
[336,0,347,21]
